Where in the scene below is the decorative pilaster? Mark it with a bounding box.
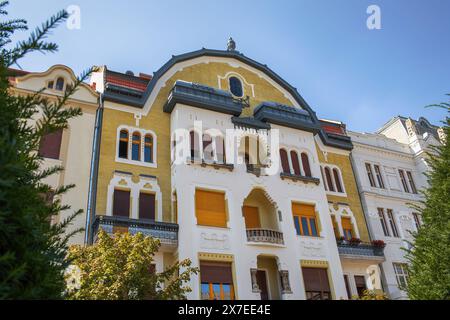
[250,268,260,293]
[279,270,292,294]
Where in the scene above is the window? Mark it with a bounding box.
[406,171,417,194]
[118,130,129,159]
[139,192,155,220]
[378,208,390,237]
[374,165,385,188]
[242,206,260,229]
[354,275,367,297]
[301,153,312,177]
[393,263,408,289]
[302,267,331,300]
[132,132,141,161]
[38,128,63,159]
[47,81,54,89]
[387,209,399,237]
[200,262,234,300]
[112,189,130,217]
[333,168,343,193]
[412,212,421,230]
[190,130,200,161]
[215,135,226,164]
[144,134,153,163]
[55,77,64,91]
[279,149,290,174]
[365,163,376,187]
[292,203,318,237]
[195,189,227,227]
[399,170,410,193]
[290,151,301,175]
[331,215,340,238]
[229,76,243,97]
[324,167,335,192]
[341,217,353,240]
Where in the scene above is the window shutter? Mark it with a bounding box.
[139,193,155,220]
[196,190,227,227]
[38,129,63,159]
[341,217,352,231]
[301,153,311,177]
[113,189,130,217]
[279,149,290,173]
[200,262,233,283]
[242,206,261,229]
[302,267,330,292]
[292,203,316,217]
[290,151,301,175]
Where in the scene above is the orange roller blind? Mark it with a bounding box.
[341,217,353,230]
[292,203,316,217]
[243,206,261,229]
[196,189,227,227]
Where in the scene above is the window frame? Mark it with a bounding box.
[365,163,376,187]
[386,209,399,238]
[374,164,385,189]
[115,126,157,168]
[399,169,410,193]
[393,263,408,289]
[406,171,418,194]
[229,76,243,98]
[378,208,390,237]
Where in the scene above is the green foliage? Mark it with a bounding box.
[404,96,450,300]
[0,1,94,298]
[67,230,198,300]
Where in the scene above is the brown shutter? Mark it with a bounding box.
[333,169,343,192]
[354,275,366,287]
[139,193,155,220]
[302,267,330,292]
[290,151,301,175]
[301,153,312,177]
[113,189,130,217]
[279,149,290,173]
[200,262,233,283]
[38,129,63,159]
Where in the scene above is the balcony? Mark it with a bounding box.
[92,215,178,247]
[337,241,385,262]
[246,228,284,245]
[280,172,320,185]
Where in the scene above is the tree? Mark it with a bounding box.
[0,2,93,298]
[67,230,198,300]
[404,96,450,300]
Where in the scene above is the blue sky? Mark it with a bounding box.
[9,0,450,132]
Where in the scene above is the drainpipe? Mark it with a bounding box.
[349,152,390,297]
[84,93,104,244]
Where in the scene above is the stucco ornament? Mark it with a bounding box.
[227,37,236,51]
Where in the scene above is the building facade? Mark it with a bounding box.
[9,65,99,245]
[349,116,444,299]
[86,45,387,300]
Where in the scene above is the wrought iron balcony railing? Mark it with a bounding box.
[92,215,178,246]
[246,228,284,245]
[337,241,385,260]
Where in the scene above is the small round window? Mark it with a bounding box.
[229,76,243,97]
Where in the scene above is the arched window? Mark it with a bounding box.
[333,168,343,193]
[202,133,213,162]
[190,130,200,161]
[132,132,141,161]
[215,135,226,164]
[279,149,290,174]
[290,151,301,176]
[229,76,243,97]
[301,153,312,177]
[55,77,64,91]
[144,134,153,163]
[118,130,129,159]
[324,167,335,192]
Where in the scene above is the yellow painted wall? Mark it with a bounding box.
[316,144,370,242]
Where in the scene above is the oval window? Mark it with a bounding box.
[229,76,243,97]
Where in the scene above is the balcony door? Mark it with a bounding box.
[256,270,269,300]
[243,206,261,229]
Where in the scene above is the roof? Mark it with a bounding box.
[105,69,150,92]
[377,115,441,141]
[102,48,353,150]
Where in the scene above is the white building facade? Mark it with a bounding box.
[349,116,444,299]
